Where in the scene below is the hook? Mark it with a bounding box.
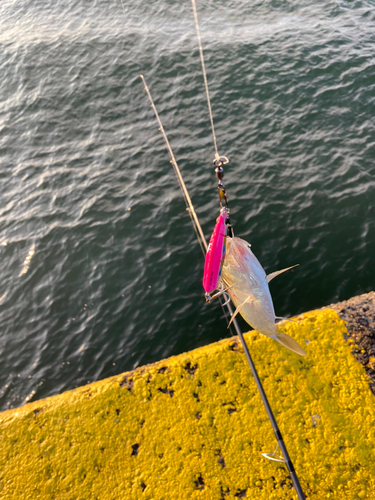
[205,285,233,303]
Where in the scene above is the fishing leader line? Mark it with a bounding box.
[191,0,220,162]
[190,1,306,498]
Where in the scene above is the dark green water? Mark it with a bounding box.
[1,0,375,411]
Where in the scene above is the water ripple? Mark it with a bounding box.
[0,0,375,410]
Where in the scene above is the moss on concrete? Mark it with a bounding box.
[1,308,375,499]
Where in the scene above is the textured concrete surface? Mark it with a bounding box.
[329,291,375,395]
[1,303,375,499]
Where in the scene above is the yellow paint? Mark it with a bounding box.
[1,309,375,499]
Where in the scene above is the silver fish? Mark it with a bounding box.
[220,236,306,356]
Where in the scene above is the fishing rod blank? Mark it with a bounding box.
[228,310,306,499]
[140,75,235,334]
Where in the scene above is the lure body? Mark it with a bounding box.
[220,236,306,356]
[202,211,227,296]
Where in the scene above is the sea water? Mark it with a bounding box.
[1,0,375,410]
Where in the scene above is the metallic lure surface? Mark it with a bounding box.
[220,236,306,356]
[202,210,227,299]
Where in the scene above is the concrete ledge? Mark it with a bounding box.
[329,291,375,395]
[1,298,375,499]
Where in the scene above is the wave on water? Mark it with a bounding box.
[0,0,375,410]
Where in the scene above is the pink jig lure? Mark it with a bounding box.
[203,210,227,300]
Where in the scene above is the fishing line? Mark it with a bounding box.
[190,0,219,162]
[119,0,126,13]
[141,78,305,500]
[189,2,306,498]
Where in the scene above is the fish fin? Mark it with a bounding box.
[266,265,299,283]
[228,296,252,329]
[275,316,298,324]
[274,331,306,356]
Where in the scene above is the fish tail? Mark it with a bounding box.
[273,330,306,356]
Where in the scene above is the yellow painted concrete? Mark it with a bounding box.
[1,308,375,499]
